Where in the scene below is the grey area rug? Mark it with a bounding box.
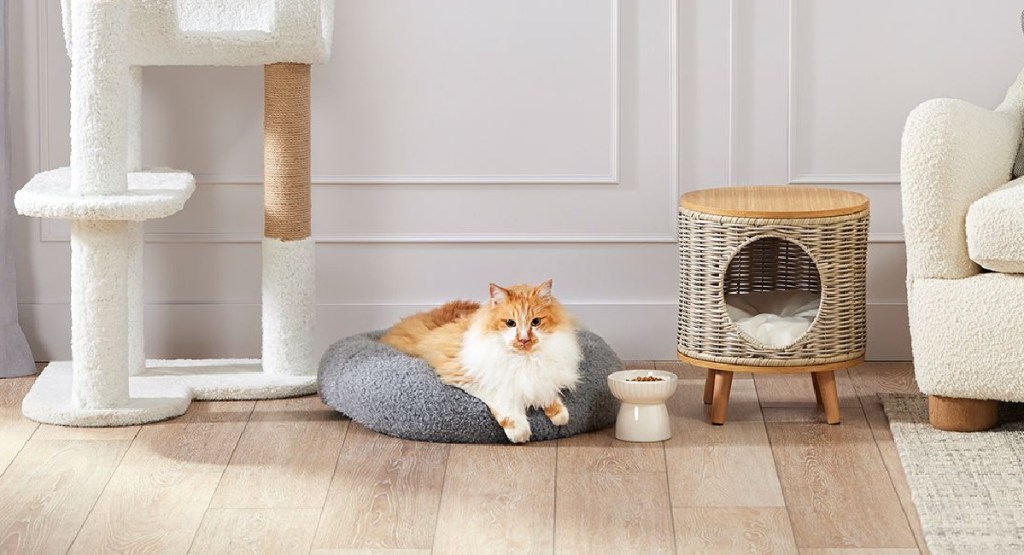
[882,394,1024,555]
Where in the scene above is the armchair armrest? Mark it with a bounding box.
[901,98,1021,280]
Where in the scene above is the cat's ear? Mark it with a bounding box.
[489,283,510,307]
[536,279,553,300]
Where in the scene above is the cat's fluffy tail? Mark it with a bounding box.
[380,299,480,361]
[424,300,480,329]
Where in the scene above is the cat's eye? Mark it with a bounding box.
[504,319,516,327]
[531,318,541,327]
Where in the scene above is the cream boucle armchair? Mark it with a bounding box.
[901,69,1024,431]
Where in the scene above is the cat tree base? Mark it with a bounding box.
[22,360,317,427]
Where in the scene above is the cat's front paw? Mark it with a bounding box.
[502,419,532,443]
[545,400,569,426]
[548,406,569,426]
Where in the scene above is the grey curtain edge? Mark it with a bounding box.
[1,0,37,378]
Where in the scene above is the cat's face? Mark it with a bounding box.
[486,280,570,353]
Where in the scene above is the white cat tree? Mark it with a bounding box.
[14,0,333,426]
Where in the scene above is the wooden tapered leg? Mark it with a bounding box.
[702,369,715,405]
[928,395,998,432]
[710,370,734,425]
[813,371,841,424]
[812,374,822,405]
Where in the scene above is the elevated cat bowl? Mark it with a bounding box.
[607,369,678,442]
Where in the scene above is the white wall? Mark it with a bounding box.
[10,1,1024,361]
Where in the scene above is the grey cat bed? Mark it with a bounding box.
[318,330,623,443]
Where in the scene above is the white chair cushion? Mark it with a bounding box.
[967,176,1024,273]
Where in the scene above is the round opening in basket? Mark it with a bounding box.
[723,236,821,349]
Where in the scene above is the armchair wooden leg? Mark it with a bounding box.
[703,369,715,405]
[812,374,822,406]
[813,371,842,425]
[710,370,734,425]
[928,395,998,432]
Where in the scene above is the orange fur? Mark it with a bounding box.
[544,398,566,419]
[379,282,574,386]
[380,300,479,385]
[484,282,570,352]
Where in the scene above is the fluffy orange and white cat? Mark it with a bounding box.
[380,280,581,443]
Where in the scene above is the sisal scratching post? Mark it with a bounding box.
[262,63,316,377]
[264,63,311,241]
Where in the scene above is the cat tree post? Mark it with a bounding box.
[126,66,145,377]
[68,0,131,408]
[262,62,315,377]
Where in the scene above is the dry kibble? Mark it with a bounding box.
[629,376,664,382]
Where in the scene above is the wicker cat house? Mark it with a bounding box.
[676,186,869,424]
[675,187,868,425]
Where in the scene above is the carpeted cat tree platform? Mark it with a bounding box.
[13,0,333,426]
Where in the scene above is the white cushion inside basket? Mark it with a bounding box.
[724,290,820,349]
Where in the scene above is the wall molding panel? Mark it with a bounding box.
[39,220,905,245]
[37,1,625,187]
[35,0,682,245]
[19,0,1021,361]
[789,174,901,185]
[784,0,1023,188]
[785,2,903,186]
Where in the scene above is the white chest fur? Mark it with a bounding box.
[459,327,581,411]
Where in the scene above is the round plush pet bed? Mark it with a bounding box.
[318,330,623,443]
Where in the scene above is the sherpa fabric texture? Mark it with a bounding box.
[15,167,195,221]
[262,237,316,377]
[69,220,135,408]
[61,0,333,66]
[901,67,1024,401]
[319,330,623,443]
[23,360,316,427]
[901,96,1021,280]
[908,274,1024,401]
[966,176,1024,273]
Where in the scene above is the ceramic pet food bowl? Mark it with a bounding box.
[607,369,678,442]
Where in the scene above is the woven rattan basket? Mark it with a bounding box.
[677,207,869,368]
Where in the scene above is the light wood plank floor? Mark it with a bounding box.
[0,362,928,554]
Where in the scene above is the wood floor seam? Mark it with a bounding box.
[662,443,679,554]
[755,375,806,552]
[66,431,138,553]
[206,403,256,508]
[865,405,929,555]
[309,418,352,552]
[427,444,452,554]
[0,423,37,482]
[185,401,258,554]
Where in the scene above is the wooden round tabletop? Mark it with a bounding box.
[679,186,869,219]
